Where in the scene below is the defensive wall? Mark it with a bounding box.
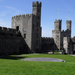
[0,1,74,55]
[41,37,54,52]
[0,26,28,55]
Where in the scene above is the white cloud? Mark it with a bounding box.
[0,6,23,17]
[0,5,24,28]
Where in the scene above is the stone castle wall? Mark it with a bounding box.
[0,1,74,55]
[0,26,27,55]
[12,14,35,52]
[12,1,42,53]
[41,37,54,52]
[52,20,71,51]
[63,37,73,54]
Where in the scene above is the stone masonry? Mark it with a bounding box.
[52,20,71,51]
[0,1,75,55]
[12,1,42,53]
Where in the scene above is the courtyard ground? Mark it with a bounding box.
[0,54,75,75]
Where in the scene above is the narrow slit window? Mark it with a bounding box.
[24,34,26,38]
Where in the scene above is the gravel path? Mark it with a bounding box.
[21,58,65,62]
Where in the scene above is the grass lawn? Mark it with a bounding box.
[0,54,75,75]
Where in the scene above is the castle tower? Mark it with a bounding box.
[66,20,71,37]
[66,20,71,31]
[32,1,41,16]
[63,37,72,54]
[32,1,42,52]
[12,1,42,53]
[54,19,62,31]
[52,19,62,50]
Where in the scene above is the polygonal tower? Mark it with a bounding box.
[54,19,62,31]
[66,20,71,37]
[32,1,41,16]
[66,20,71,31]
[52,19,62,50]
[32,1,42,52]
[12,1,42,53]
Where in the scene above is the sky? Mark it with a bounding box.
[0,0,75,37]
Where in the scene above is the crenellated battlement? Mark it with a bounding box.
[32,1,41,7]
[66,20,71,23]
[42,37,54,44]
[12,14,36,19]
[61,29,71,33]
[0,26,18,34]
[61,30,64,32]
[54,19,62,23]
[42,37,53,40]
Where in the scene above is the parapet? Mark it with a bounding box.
[7,28,16,33]
[73,36,75,39]
[2,27,7,32]
[63,29,71,33]
[0,26,17,34]
[42,37,53,40]
[32,1,41,7]
[12,14,35,19]
[54,19,62,23]
[62,30,71,33]
[42,37,50,39]
[61,30,64,32]
[0,26,2,31]
[21,14,25,17]
[42,37,54,43]
[12,15,21,19]
[66,20,71,23]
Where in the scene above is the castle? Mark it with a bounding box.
[0,1,75,55]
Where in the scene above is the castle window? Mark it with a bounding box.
[24,34,26,38]
[56,35,59,38]
[16,26,19,31]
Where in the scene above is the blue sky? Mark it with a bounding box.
[0,0,75,37]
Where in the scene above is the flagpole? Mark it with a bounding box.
[57,9,59,19]
[68,11,70,20]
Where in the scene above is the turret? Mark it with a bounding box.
[32,1,42,52]
[66,20,71,31]
[54,19,62,31]
[32,1,42,16]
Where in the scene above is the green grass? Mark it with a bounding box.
[0,54,75,75]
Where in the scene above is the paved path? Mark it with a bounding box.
[71,55,75,56]
[21,58,65,62]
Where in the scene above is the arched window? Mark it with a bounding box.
[16,26,19,31]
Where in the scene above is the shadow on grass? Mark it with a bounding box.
[0,55,28,60]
